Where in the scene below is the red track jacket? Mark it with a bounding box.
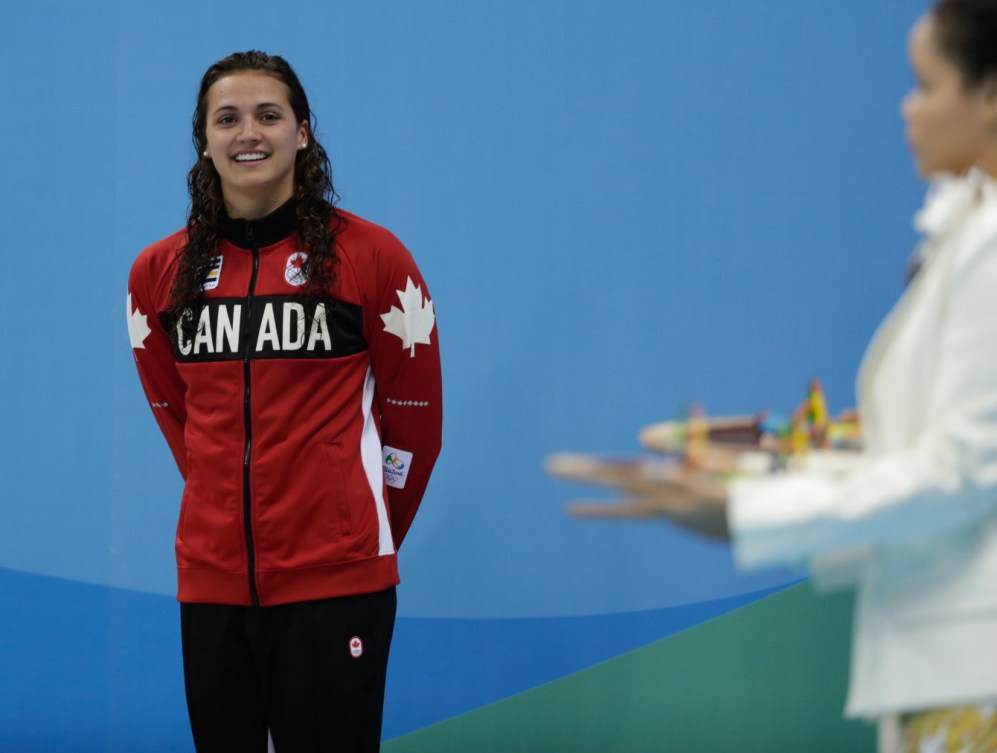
[127,202,442,606]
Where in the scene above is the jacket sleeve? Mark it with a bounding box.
[729,226,997,574]
[127,252,189,479]
[366,233,443,549]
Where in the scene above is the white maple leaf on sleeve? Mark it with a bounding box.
[380,276,436,357]
[127,292,152,350]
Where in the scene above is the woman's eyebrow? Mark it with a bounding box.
[211,102,286,116]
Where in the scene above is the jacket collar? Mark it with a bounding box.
[221,198,296,249]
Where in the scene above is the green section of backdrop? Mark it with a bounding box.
[385,582,876,752]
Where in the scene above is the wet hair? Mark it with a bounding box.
[169,50,343,333]
[932,0,997,86]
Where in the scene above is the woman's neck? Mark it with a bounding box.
[223,186,294,221]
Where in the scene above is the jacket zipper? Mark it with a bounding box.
[243,223,261,606]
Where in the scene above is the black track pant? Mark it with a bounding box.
[180,588,397,753]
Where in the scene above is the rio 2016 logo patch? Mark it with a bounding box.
[349,636,363,659]
[285,252,308,286]
[382,446,413,489]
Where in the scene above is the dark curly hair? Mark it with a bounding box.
[932,0,997,86]
[169,50,344,334]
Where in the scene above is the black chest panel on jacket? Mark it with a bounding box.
[160,296,367,363]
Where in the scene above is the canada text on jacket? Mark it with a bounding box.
[160,296,366,362]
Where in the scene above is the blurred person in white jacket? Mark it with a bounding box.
[643,1,997,750]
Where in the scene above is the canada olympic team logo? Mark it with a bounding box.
[284,252,308,286]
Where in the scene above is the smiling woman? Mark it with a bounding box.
[202,72,308,219]
[125,51,443,753]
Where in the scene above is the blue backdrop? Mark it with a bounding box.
[0,0,928,748]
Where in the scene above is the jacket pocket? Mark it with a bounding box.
[322,443,354,537]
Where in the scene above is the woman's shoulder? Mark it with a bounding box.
[333,209,407,252]
[137,227,187,260]
[130,227,186,283]
[330,209,425,302]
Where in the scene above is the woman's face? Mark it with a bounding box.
[203,71,307,218]
[902,15,995,177]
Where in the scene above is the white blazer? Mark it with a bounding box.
[729,169,997,718]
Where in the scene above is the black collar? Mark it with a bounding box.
[221,198,296,249]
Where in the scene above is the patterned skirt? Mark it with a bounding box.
[880,704,997,753]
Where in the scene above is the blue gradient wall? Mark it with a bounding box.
[0,0,928,748]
